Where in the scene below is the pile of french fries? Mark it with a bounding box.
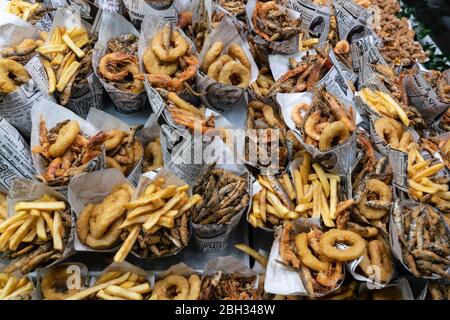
[0,195,67,252]
[248,152,343,229]
[359,87,410,126]
[113,177,202,262]
[37,26,90,95]
[5,0,43,21]
[67,271,151,300]
[0,272,34,300]
[407,143,447,201]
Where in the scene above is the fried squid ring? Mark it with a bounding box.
[41,266,81,300]
[295,233,329,272]
[48,120,80,157]
[207,54,233,80]
[374,117,403,149]
[304,110,323,141]
[152,275,189,300]
[217,60,250,88]
[151,26,189,62]
[104,129,127,151]
[144,141,163,171]
[228,43,251,70]
[318,121,350,151]
[316,262,343,287]
[187,274,201,300]
[357,179,391,220]
[319,229,366,262]
[201,41,223,73]
[0,58,30,94]
[291,103,310,128]
[143,46,179,76]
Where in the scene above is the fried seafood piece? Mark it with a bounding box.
[425,280,450,300]
[192,163,250,225]
[0,38,42,64]
[31,118,107,186]
[200,272,257,300]
[143,138,163,172]
[0,58,31,95]
[150,274,201,300]
[41,264,86,300]
[76,183,134,250]
[358,238,393,282]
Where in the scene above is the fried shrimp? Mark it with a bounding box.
[152,275,190,300]
[143,46,179,76]
[319,229,366,262]
[291,103,310,128]
[217,61,250,88]
[99,52,143,94]
[318,121,350,151]
[316,262,343,287]
[207,54,233,80]
[0,58,30,94]
[48,120,80,157]
[151,26,189,62]
[295,233,329,272]
[374,117,403,148]
[333,40,350,55]
[228,44,251,70]
[201,41,223,73]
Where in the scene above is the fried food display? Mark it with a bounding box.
[269,55,331,95]
[5,0,52,24]
[0,38,43,64]
[425,280,450,300]
[191,163,249,225]
[143,24,197,92]
[200,272,257,300]
[279,224,348,297]
[76,183,134,250]
[41,264,85,300]
[252,1,302,42]
[245,100,288,169]
[67,270,151,300]
[294,89,355,150]
[0,194,70,274]
[113,177,201,261]
[0,58,31,95]
[37,26,95,105]
[0,272,33,300]
[150,273,201,300]
[201,41,251,88]
[143,138,163,172]
[32,119,106,186]
[98,34,143,94]
[104,126,144,176]
[358,238,393,282]
[392,202,450,279]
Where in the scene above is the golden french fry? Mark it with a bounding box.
[266,192,289,217]
[142,192,183,231]
[259,188,267,223]
[37,44,66,55]
[293,169,304,202]
[286,211,299,219]
[14,201,66,212]
[114,225,140,263]
[234,243,268,268]
[420,178,449,192]
[0,221,23,251]
[52,212,63,250]
[22,228,36,242]
[56,60,80,92]
[282,174,296,200]
[411,163,445,182]
[408,179,439,194]
[95,271,122,285]
[329,177,338,219]
[378,91,409,126]
[41,212,54,238]
[312,163,330,197]
[3,282,33,300]
[257,177,274,193]
[42,60,56,93]
[104,285,143,300]
[312,180,321,218]
[299,185,313,204]
[252,194,260,219]
[0,276,18,299]
[0,211,27,232]
[67,272,131,300]
[157,216,174,228]
[62,34,85,58]
[320,189,335,227]
[127,283,151,294]
[96,290,126,300]
[295,202,313,212]
[125,185,177,209]
[248,214,259,228]
[301,153,311,184]
[9,215,36,251]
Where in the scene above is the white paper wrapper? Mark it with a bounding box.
[67,168,133,252]
[96,0,124,14]
[35,262,90,300]
[87,108,143,185]
[4,178,75,271]
[123,0,176,28]
[358,277,414,300]
[246,0,301,55]
[0,117,35,193]
[92,11,147,113]
[196,17,257,129]
[30,99,105,193]
[350,35,384,75]
[277,91,358,174]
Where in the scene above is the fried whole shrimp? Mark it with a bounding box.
[0,58,30,94]
[333,40,350,55]
[319,229,366,262]
[201,41,223,73]
[99,52,143,94]
[217,61,250,88]
[318,121,350,151]
[151,26,189,62]
[151,275,190,300]
[374,117,403,148]
[316,262,343,288]
[143,47,179,76]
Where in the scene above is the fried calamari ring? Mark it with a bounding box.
[104,129,127,151]
[367,239,392,282]
[319,229,365,262]
[228,43,251,70]
[318,121,350,151]
[304,110,323,141]
[217,61,250,88]
[201,41,223,73]
[85,217,124,249]
[356,179,392,220]
[151,26,189,62]
[143,46,179,76]
[188,274,201,300]
[152,275,189,300]
[207,54,233,80]
[295,233,329,272]
[0,58,30,94]
[41,266,81,300]
[291,103,310,128]
[374,117,403,149]
[48,120,80,157]
[143,141,163,172]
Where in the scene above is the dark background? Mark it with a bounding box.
[403,0,450,55]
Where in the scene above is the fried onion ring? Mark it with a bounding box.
[374,117,403,149]
[228,43,251,70]
[48,120,80,157]
[143,141,163,172]
[151,26,189,62]
[207,54,233,80]
[143,46,179,76]
[318,121,350,151]
[319,229,365,262]
[41,266,81,300]
[217,60,250,88]
[152,275,189,300]
[0,58,30,94]
[201,41,223,73]
[295,233,329,272]
[104,129,127,151]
